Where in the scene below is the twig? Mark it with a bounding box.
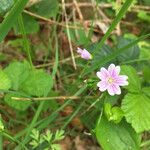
[62,0,77,70]
[11,96,95,101]
[35,55,80,68]
[63,3,150,12]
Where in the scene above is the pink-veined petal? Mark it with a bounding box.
[81,49,92,60]
[97,81,108,92]
[115,75,129,86]
[96,67,109,80]
[107,84,121,96]
[108,64,120,77]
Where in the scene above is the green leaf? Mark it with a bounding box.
[82,33,150,76]
[116,37,140,62]
[121,65,141,93]
[142,87,150,98]
[4,93,31,111]
[21,69,52,97]
[0,0,29,42]
[65,27,90,45]
[30,0,59,18]
[0,0,14,16]
[13,13,39,34]
[104,103,124,123]
[121,93,150,133]
[138,11,150,23]
[96,116,140,150]
[0,70,11,90]
[143,66,150,83]
[4,61,30,91]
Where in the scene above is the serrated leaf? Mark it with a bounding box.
[121,93,150,133]
[0,70,11,90]
[96,116,140,150]
[4,93,31,111]
[30,0,59,18]
[0,0,14,16]
[13,13,39,34]
[121,65,141,93]
[116,37,140,62]
[4,61,30,90]
[21,69,52,97]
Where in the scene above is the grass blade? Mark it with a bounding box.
[82,33,150,76]
[0,0,29,43]
[93,0,134,54]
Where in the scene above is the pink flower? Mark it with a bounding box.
[77,47,92,60]
[96,64,128,96]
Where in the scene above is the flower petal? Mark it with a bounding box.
[81,49,92,60]
[107,84,121,96]
[97,81,108,92]
[77,47,83,54]
[116,75,129,86]
[108,64,120,77]
[96,67,109,80]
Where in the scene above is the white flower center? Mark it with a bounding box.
[107,77,114,84]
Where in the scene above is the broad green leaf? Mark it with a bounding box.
[30,0,59,18]
[0,0,14,16]
[21,69,52,97]
[121,93,150,133]
[4,61,30,91]
[88,43,116,66]
[96,116,140,150]
[142,87,150,98]
[121,65,141,93]
[0,70,11,90]
[4,93,31,111]
[116,37,140,62]
[0,0,29,42]
[82,33,150,76]
[14,13,39,34]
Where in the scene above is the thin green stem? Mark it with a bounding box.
[140,139,150,148]
[2,131,28,150]
[93,0,134,54]
[17,15,33,67]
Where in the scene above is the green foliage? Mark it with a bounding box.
[0,0,29,42]
[0,70,11,90]
[138,11,150,23]
[0,0,14,16]
[14,13,40,34]
[116,37,140,62]
[66,27,90,45]
[0,115,4,132]
[21,69,52,97]
[30,0,59,18]
[96,115,140,150]
[29,129,64,150]
[121,65,141,93]
[122,93,150,133]
[104,103,124,123]
[4,93,31,111]
[4,61,30,91]
[142,87,150,98]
